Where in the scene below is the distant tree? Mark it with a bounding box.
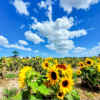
[98,54,100,57]
[12,50,19,57]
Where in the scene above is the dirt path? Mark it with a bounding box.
[0,78,19,99]
[75,78,100,100]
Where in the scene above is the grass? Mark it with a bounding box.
[2,88,18,100]
[5,73,17,79]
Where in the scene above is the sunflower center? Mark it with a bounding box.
[87,61,91,64]
[58,92,63,97]
[62,80,68,87]
[45,63,48,67]
[80,64,83,66]
[51,72,57,80]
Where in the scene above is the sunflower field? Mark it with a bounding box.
[0,56,100,100]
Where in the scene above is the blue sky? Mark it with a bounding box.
[0,0,100,57]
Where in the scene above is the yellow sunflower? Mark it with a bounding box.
[97,57,100,61]
[78,62,85,69]
[85,58,94,66]
[18,66,32,88]
[56,64,67,70]
[60,64,73,78]
[57,90,65,100]
[45,57,53,61]
[76,69,82,76]
[56,64,71,72]
[64,67,73,78]
[59,77,74,94]
[46,67,59,85]
[54,59,58,64]
[97,63,100,72]
[42,60,50,70]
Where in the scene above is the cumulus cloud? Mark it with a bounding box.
[60,0,99,13]
[38,1,47,8]
[0,35,32,51]
[73,47,87,53]
[18,40,28,46]
[6,44,32,51]
[71,43,100,57]
[24,31,44,44]
[86,42,100,56]
[0,35,9,46]
[38,0,52,21]
[13,0,30,16]
[31,16,87,53]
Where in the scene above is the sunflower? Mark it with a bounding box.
[18,66,32,88]
[97,64,100,72]
[46,67,59,85]
[57,90,65,100]
[76,69,81,76]
[59,77,74,94]
[78,62,85,69]
[97,57,100,61]
[85,58,94,66]
[45,58,58,66]
[54,59,58,65]
[45,57,53,61]
[63,66,73,78]
[56,64,67,70]
[59,64,73,78]
[42,60,50,70]
[56,64,71,72]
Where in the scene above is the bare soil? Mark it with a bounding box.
[0,78,19,99]
[75,78,100,100]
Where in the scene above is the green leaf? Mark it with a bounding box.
[39,84,52,95]
[30,95,39,100]
[30,81,39,93]
[12,91,22,100]
[71,90,80,100]
[66,94,73,100]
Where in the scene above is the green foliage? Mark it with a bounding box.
[12,50,19,57]
[38,84,53,95]
[79,59,100,90]
[65,89,80,100]
[2,88,18,100]
[73,72,78,82]
[26,70,53,96]
[5,73,17,78]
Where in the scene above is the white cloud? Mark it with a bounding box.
[60,0,99,13]
[0,35,8,46]
[13,0,30,16]
[0,35,32,51]
[18,40,28,46]
[71,43,100,57]
[73,47,87,53]
[31,16,87,54]
[87,42,100,56]
[38,1,47,8]
[24,31,44,44]
[47,0,52,21]
[6,44,32,51]
[34,50,39,53]
[38,0,52,21]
